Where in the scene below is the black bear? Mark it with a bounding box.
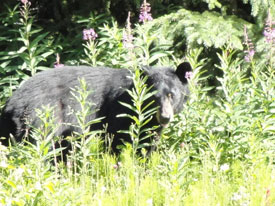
[0,63,192,154]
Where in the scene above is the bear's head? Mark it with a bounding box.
[144,62,192,127]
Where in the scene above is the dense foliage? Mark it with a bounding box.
[0,0,275,205]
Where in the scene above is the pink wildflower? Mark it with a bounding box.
[83,28,98,41]
[21,0,31,6]
[139,0,153,23]
[180,142,185,148]
[263,11,275,44]
[185,71,193,80]
[21,0,28,4]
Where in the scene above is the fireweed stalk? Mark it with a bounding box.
[263,10,275,67]
[133,0,155,65]
[54,54,64,68]
[139,0,153,23]
[243,25,255,63]
[16,0,55,75]
[122,12,134,50]
[122,12,136,66]
[21,0,31,10]
[19,0,36,75]
[263,11,275,45]
[20,0,31,41]
[82,28,98,66]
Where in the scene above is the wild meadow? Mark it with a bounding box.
[0,0,275,205]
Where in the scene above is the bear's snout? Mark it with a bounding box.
[157,96,174,127]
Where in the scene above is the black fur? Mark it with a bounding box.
[0,64,192,153]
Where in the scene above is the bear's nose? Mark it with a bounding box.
[159,114,171,125]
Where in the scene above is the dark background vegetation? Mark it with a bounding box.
[0,0,255,27]
[1,0,271,71]
[1,0,272,102]
[0,0,263,55]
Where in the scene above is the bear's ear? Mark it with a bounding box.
[175,62,192,84]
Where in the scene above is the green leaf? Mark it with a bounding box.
[30,32,49,48]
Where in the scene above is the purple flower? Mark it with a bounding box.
[263,29,275,41]
[21,0,31,7]
[21,0,31,6]
[244,49,255,62]
[123,31,134,49]
[21,0,28,4]
[185,71,193,80]
[83,28,98,41]
[54,63,64,68]
[180,142,185,148]
[139,0,153,23]
[243,25,255,62]
[113,162,122,169]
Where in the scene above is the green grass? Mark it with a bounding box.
[1,146,275,205]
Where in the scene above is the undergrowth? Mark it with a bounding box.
[0,1,275,205]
